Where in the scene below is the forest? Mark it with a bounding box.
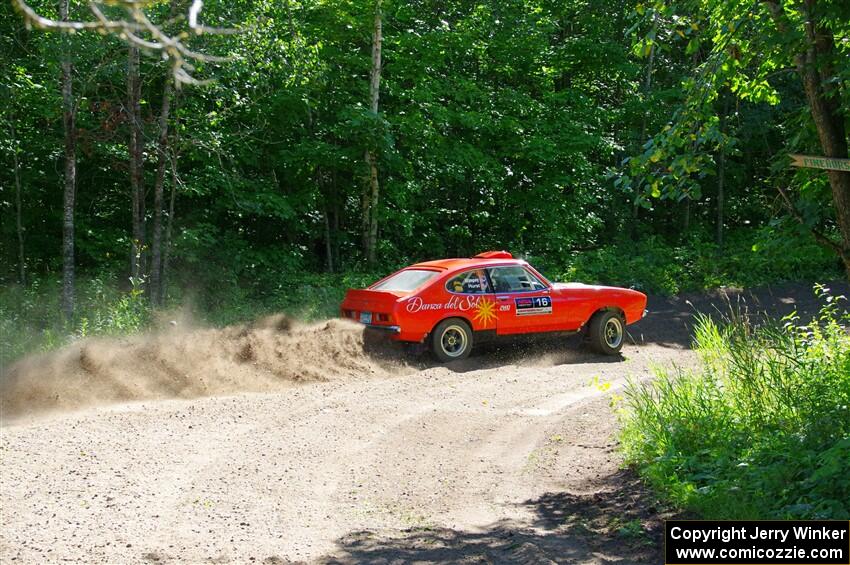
[2,0,848,339]
[1,0,849,534]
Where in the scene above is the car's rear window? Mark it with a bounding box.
[372,269,438,292]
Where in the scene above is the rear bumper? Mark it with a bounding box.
[363,324,401,334]
[362,323,428,343]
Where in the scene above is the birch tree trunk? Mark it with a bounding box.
[149,79,172,306]
[161,92,180,303]
[363,0,382,266]
[59,0,76,320]
[316,166,334,273]
[128,45,145,283]
[10,119,26,285]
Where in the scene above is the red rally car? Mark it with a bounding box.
[341,251,647,362]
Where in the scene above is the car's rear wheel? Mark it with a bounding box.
[431,319,473,362]
[587,310,625,355]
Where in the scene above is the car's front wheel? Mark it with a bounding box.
[431,318,473,362]
[587,310,625,355]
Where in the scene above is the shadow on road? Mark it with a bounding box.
[318,469,669,564]
[443,334,626,373]
[375,280,850,372]
[637,279,850,349]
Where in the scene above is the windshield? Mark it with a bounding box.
[372,269,439,292]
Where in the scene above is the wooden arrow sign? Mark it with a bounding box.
[790,154,850,172]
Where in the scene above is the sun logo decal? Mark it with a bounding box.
[473,298,498,326]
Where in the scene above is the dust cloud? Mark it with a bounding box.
[0,315,405,420]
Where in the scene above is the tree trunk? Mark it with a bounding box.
[716,96,729,248]
[332,168,341,267]
[716,150,726,248]
[316,166,334,273]
[362,0,382,266]
[161,93,180,302]
[10,119,26,285]
[162,152,178,302]
[766,0,850,278]
[366,152,380,265]
[361,156,371,256]
[638,31,656,144]
[149,79,172,307]
[59,0,76,320]
[323,207,334,273]
[800,1,850,278]
[632,19,657,239]
[128,45,145,284]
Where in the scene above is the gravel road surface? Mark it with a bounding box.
[2,282,842,564]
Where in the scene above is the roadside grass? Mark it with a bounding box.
[0,277,150,365]
[618,286,850,519]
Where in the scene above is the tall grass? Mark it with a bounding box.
[0,272,381,367]
[619,286,850,519]
[0,277,150,366]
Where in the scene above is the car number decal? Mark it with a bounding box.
[514,296,552,316]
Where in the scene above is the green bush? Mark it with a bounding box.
[558,229,842,294]
[0,271,382,367]
[181,270,381,327]
[618,286,850,519]
[0,276,151,366]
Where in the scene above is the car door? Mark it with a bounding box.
[442,268,498,332]
[487,266,560,335]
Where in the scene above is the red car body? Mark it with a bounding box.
[341,251,647,347]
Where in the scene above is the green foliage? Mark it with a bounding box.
[1,0,846,370]
[618,0,850,233]
[0,0,650,278]
[191,271,381,327]
[559,229,842,295]
[618,287,850,519]
[0,276,150,365]
[0,271,378,366]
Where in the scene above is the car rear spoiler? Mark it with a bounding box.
[345,289,407,302]
[474,250,513,259]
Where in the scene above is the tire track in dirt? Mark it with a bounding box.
[1,339,688,563]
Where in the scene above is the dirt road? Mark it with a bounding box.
[1,283,843,564]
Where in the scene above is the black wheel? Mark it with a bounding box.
[431,318,473,362]
[587,311,625,355]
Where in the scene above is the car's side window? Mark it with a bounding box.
[487,266,547,293]
[445,269,492,294]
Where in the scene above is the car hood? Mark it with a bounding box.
[553,282,610,290]
[552,282,643,294]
